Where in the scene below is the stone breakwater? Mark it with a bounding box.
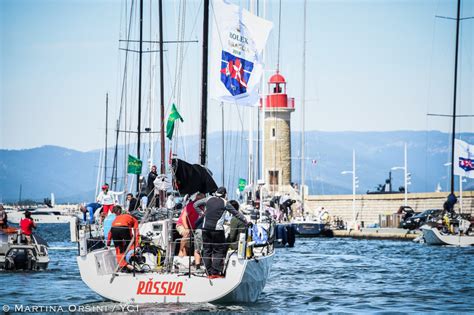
[306,191,474,226]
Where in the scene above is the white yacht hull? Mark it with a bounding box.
[7,211,78,224]
[77,248,274,304]
[421,225,474,246]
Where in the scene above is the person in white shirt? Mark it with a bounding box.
[96,184,123,218]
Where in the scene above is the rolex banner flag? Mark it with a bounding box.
[454,139,474,179]
[127,155,142,175]
[209,0,273,106]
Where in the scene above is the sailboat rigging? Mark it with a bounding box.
[421,0,474,246]
[76,0,277,303]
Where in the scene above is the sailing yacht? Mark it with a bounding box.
[76,0,277,303]
[421,0,474,246]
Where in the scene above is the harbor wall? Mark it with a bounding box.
[306,191,474,225]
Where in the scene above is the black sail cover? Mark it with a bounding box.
[171,158,218,195]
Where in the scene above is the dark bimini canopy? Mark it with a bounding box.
[171,158,218,196]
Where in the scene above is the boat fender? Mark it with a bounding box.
[287,225,296,247]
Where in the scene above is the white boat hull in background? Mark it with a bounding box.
[7,210,79,224]
[421,225,474,247]
[77,248,274,304]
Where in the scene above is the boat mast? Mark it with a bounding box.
[159,0,165,175]
[136,0,144,193]
[300,0,307,211]
[104,93,108,184]
[450,0,461,195]
[200,0,210,166]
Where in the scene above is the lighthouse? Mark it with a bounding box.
[261,71,295,192]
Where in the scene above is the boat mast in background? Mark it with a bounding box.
[200,0,210,166]
[136,0,144,193]
[300,0,307,211]
[104,93,108,184]
[449,0,461,195]
[158,0,165,176]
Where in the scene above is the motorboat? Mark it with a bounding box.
[0,228,50,270]
[6,206,79,224]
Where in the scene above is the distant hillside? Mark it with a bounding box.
[1,131,473,203]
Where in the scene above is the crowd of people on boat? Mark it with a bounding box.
[83,177,255,278]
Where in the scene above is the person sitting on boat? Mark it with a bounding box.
[0,204,8,228]
[80,202,102,224]
[196,187,251,278]
[176,192,205,258]
[106,205,139,271]
[126,193,140,213]
[96,184,123,218]
[20,211,36,244]
[226,200,247,250]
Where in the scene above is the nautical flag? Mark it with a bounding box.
[238,178,247,192]
[209,0,273,106]
[127,155,142,175]
[454,139,474,179]
[166,104,183,140]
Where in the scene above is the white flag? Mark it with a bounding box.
[454,139,474,179]
[209,0,273,106]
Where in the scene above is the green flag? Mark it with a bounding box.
[238,178,247,192]
[166,103,184,140]
[127,155,142,175]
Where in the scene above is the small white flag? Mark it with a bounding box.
[209,0,273,106]
[454,139,474,179]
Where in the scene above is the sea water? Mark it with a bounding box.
[1,225,474,313]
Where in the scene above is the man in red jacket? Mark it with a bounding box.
[20,211,36,244]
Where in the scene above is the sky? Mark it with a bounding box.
[1,0,473,153]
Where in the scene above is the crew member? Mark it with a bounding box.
[147,165,158,207]
[0,204,8,228]
[126,193,140,213]
[106,205,139,271]
[195,187,250,278]
[96,184,123,218]
[226,200,247,250]
[80,202,102,224]
[20,211,37,244]
[176,193,205,258]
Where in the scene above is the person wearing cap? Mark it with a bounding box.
[194,186,251,278]
[96,184,123,218]
[20,211,37,244]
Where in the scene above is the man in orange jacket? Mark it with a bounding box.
[106,205,139,270]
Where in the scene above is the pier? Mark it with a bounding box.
[333,228,420,241]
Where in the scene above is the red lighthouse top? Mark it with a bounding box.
[261,71,295,110]
[269,72,286,84]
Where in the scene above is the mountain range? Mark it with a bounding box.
[1,130,473,203]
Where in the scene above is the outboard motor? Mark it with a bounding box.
[5,248,34,270]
